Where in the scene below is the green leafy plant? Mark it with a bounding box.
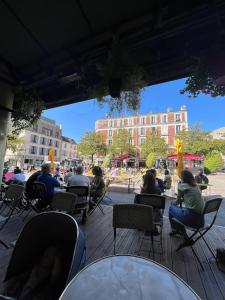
[180,59,225,98]
[204,151,223,173]
[146,153,157,168]
[89,37,145,113]
[141,133,168,158]
[11,91,45,133]
[102,153,113,168]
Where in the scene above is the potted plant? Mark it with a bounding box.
[89,36,146,113]
[11,90,45,133]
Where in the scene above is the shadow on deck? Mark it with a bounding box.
[1,205,225,300]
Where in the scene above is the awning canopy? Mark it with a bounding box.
[113,153,136,161]
[0,0,225,108]
[167,154,204,161]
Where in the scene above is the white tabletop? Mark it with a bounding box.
[60,255,200,300]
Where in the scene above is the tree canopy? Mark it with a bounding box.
[108,129,135,155]
[78,131,106,162]
[176,123,225,156]
[141,133,168,158]
[7,132,24,153]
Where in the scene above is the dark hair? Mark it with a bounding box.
[181,170,196,186]
[164,169,170,175]
[146,168,157,177]
[14,167,21,174]
[92,166,103,177]
[143,172,156,191]
[70,168,73,172]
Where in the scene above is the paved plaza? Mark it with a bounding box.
[103,173,225,227]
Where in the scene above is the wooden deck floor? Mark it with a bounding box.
[1,205,225,299]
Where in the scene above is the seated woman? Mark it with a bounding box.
[164,169,172,190]
[136,172,161,235]
[169,169,205,236]
[89,166,105,210]
[140,172,161,196]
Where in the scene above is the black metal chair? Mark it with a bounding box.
[66,186,89,224]
[113,204,154,256]
[50,192,78,214]
[175,197,223,270]
[1,212,86,299]
[22,181,48,221]
[134,193,165,250]
[88,180,111,216]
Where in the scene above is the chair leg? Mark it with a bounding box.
[191,246,204,271]
[114,228,116,255]
[0,206,15,231]
[151,233,155,259]
[81,209,87,224]
[202,235,216,259]
[0,239,9,249]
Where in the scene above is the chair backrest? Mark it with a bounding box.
[66,186,89,198]
[203,197,223,214]
[134,193,165,209]
[32,181,47,199]
[51,192,78,213]
[113,204,154,231]
[5,184,24,202]
[5,212,85,290]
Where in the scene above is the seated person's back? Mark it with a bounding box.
[141,172,161,195]
[68,166,90,187]
[25,170,42,197]
[37,164,60,200]
[11,167,26,185]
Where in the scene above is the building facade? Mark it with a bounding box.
[95,106,188,148]
[5,116,62,167]
[61,136,78,163]
[211,127,225,140]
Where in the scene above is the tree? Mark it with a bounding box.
[78,131,106,162]
[204,151,223,173]
[141,133,168,158]
[176,123,212,155]
[176,123,225,156]
[146,153,156,168]
[102,153,113,168]
[108,129,135,155]
[6,132,24,166]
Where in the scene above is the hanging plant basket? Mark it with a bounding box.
[88,36,146,113]
[11,91,45,133]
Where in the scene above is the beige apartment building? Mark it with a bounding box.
[61,136,78,164]
[5,116,62,167]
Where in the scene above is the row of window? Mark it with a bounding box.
[32,125,60,139]
[63,143,76,150]
[108,113,182,128]
[31,135,59,148]
[108,125,182,137]
[108,136,169,146]
[29,146,58,156]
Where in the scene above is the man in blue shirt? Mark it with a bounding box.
[36,164,60,209]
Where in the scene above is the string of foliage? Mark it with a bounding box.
[89,37,145,113]
[180,60,225,98]
[11,91,45,133]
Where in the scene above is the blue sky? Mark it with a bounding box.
[43,78,225,142]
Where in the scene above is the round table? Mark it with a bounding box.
[60,255,200,300]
